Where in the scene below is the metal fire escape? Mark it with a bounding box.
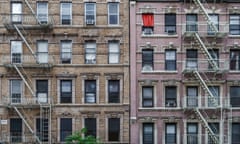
[3,0,53,143]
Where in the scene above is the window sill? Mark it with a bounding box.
[141,70,178,74]
[141,34,178,38]
[229,35,240,38]
[139,107,182,111]
[229,70,240,73]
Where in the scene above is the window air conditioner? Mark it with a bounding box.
[86,19,95,25]
[86,58,96,64]
[166,101,176,107]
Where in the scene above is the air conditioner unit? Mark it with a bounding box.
[86,58,96,64]
[86,19,95,25]
[166,101,176,107]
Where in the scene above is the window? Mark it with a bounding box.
[37,2,48,23]
[10,118,22,143]
[85,42,96,64]
[11,2,22,23]
[208,49,219,70]
[142,86,154,107]
[108,80,120,103]
[186,49,198,69]
[187,86,198,107]
[165,13,176,34]
[36,118,49,142]
[232,123,240,144]
[230,14,240,35]
[60,80,72,103]
[230,50,240,70]
[60,118,72,142]
[61,2,72,25]
[11,41,22,64]
[36,80,48,103]
[187,123,198,144]
[108,118,120,141]
[108,3,119,25]
[165,86,177,107]
[10,80,22,104]
[208,14,219,35]
[165,50,176,70]
[142,49,153,71]
[37,41,48,64]
[142,13,154,35]
[85,3,96,25]
[61,40,72,64]
[108,41,120,64]
[186,14,198,32]
[85,118,96,138]
[208,86,220,107]
[165,123,176,144]
[230,86,240,107]
[208,123,219,144]
[143,123,154,144]
[85,80,96,103]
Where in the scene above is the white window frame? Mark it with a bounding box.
[108,41,120,64]
[60,2,72,25]
[60,40,72,64]
[37,40,48,64]
[85,42,96,64]
[37,2,48,24]
[85,3,96,25]
[11,41,22,64]
[108,2,119,25]
[10,79,22,104]
[11,2,22,23]
[57,78,75,104]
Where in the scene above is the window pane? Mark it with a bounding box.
[11,80,22,103]
[60,118,72,141]
[143,86,153,107]
[85,3,95,22]
[108,118,120,141]
[166,124,176,144]
[143,123,154,144]
[108,3,119,25]
[230,86,240,107]
[109,80,120,103]
[61,3,72,24]
[85,80,96,103]
[85,42,96,64]
[232,123,240,143]
[10,118,22,142]
[36,118,49,142]
[37,2,48,23]
[85,118,96,138]
[60,80,72,103]
[142,49,153,70]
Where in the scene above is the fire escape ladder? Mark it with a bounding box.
[192,0,218,33]
[23,0,42,25]
[40,106,50,143]
[193,33,219,71]
[13,107,41,144]
[194,108,219,144]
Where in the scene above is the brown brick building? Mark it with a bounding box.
[0,0,129,143]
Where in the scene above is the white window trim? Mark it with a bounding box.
[108,2,119,25]
[37,2,48,23]
[139,122,157,144]
[9,79,23,104]
[33,78,51,104]
[183,120,202,144]
[81,76,99,104]
[60,40,72,64]
[184,85,201,108]
[108,41,120,64]
[37,40,49,64]
[57,79,75,104]
[11,41,22,64]
[84,2,96,25]
[60,2,72,25]
[163,85,180,108]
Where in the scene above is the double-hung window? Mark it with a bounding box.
[85,80,96,103]
[187,86,198,107]
[230,50,240,70]
[208,123,219,144]
[85,118,96,138]
[208,49,219,70]
[166,123,176,144]
[165,86,177,107]
[61,2,72,25]
[142,86,154,107]
[165,13,176,34]
[10,80,22,104]
[142,13,154,35]
[208,14,219,35]
[85,42,96,64]
[36,118,49,142]
[187,123,198,144]
[232,123,240,144]
[208,86,220,107]
[37,2,48,24]
[143,123,154,144]
[186,14,198,32]
[60,118,72,142]
[142,49,153,71]
[11,2,22,23]
[108,3,119,25]
[11,41,22,64]
[108,118,120,141]
[61,40,72,64]
[108,80,120,103]
[230,86,240,107]
[10,118,22,143]
[230,14,240,35]
[37,40,48,64]
[165,50,176,70]
[60,80,72,103]
[186,49,198,69]
[85,3,96,25]
[108,41,120,64]
[36,80,48,103]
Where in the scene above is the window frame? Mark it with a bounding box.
[108,2,119,25]
[108,41,120,64]
[60,118,72,142]
[60,2,72,25]
[85,80,96,103]
[208,122,219,144]
[10,79,22,104]
[165,86,177,107]
[229,14,240,35]
[85,2,96,25]
[142,49,154,71]
[187,123,198,144]
[165,49,176,71]
[186,86,198,107]
[142,13,154,35]
[11,41,22,64]
[36,118,49,142]
[142,86,154,107]
[60,80,72,103]
[37,40,48,64]
[230,49,240,70]
[85,118,97,138]
[37,2,48,24]
[186,14,198,32]
[11,2,22,23]
[230,86,240,107]
[232,123,240,144]
[143,123,154,144]
[165,123,177,144]
[108,118,120,142]
[36,80,48,103]
[208,86,220,107]
[10,118,22,143]
[108,80,120,103]
[165,13,176,34]
[208,14,219,35]
[85,41,96,64]
[208,49,219,70]
[60,40,72,64]
[186,49,198,69]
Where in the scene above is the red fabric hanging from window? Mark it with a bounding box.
[142,14,154,27]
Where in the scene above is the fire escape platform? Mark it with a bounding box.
[4,64,53,69]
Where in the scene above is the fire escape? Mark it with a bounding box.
[3,0,53,143]
[183,0,230,144]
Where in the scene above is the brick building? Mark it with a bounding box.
[0,0,129,143]
[130,0,240,144]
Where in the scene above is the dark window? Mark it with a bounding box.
[208,123,219,144]
[61,40,72,64]
[36,80,48,103]
[165,123,176,144]
[61,2,72,25]
[60,118,72,142]
[165,14,176,34]
[36,118,49,142]
[142,13,154,35]
[108,3,119,25]
[10,118,22,142]
[165,86,177,107]
[187,123,198,144]
[187,86,198,107]
[230,14,240,35]
[10,80,22,103]
[186,49,198,69]
[142,86,154,107]
[230,50,240,70]
[208,86,220,106]
[208,49,219,70]
[85,118,96,138]
[186,14,198,32]
[11,2,22,23]
[208,14,219,35]
[108,80,120,103]
[230,86,240,107]
[143,123,154,144]
[165,49,176,70]
[85,80,96,103]
[108,118,120,141]
[60,80,72,103]
[142,49,153,71]
[232,123,240,144]
[85,3,96,25]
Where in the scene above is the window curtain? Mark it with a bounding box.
[142,14,154,27]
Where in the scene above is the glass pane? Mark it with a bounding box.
[143,87,153,98]
[109,3,118,14]
[109,54,119,63]
[61,81,71,92]
[12,3,22,14]
[167,125,175,134]
[11,41,22,53]
[109,43,119,52]
[61,3,71,15]
[11,80,21,93]
[166,51,176,60]
[38,41,48,52]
